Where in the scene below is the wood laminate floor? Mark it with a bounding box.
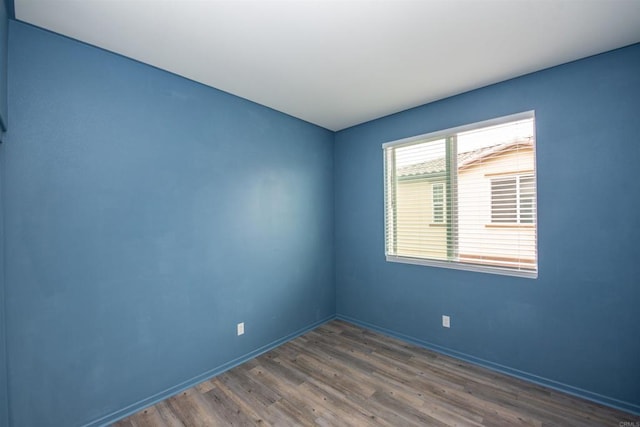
[114,320,639,426]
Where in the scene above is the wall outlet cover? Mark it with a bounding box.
[442,315,450,328]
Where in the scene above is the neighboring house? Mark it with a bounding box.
[395,139,536,270]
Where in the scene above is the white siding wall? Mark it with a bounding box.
[395,178,447,259]
[458,147,536,268]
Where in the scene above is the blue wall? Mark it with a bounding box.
[0,1,10,426]
[3,21,334,427]
[335,43,640,412]
[0,140,7,427]
[0,0,7,131]
[0,144,7,427]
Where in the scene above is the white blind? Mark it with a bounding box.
[383,112,537,278]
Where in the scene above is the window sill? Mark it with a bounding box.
[386,255,537,279]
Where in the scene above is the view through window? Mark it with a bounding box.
[383,112,537,278]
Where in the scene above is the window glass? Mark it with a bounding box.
[383,112,537,278]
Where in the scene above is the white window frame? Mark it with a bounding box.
[383,111,538,279]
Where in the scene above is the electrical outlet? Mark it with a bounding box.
[237,322,245,336]
[442,315,450,328]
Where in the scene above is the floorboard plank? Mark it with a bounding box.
[113,320,640,426]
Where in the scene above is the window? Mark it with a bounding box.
[383,112,537,278]
[491,175,535,224]
[432,182,445,223]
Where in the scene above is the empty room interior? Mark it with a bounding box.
[0,0,640,426]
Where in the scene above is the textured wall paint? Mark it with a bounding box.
[0,0,6,130]
[335,43,640,411]
[0,144,8,427]
[0,1,9,425]
[0,143,7,427]
[4,22,334,427]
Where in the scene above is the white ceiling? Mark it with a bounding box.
[14,0,640,131]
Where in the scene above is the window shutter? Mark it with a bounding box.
[383,112,537,278]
